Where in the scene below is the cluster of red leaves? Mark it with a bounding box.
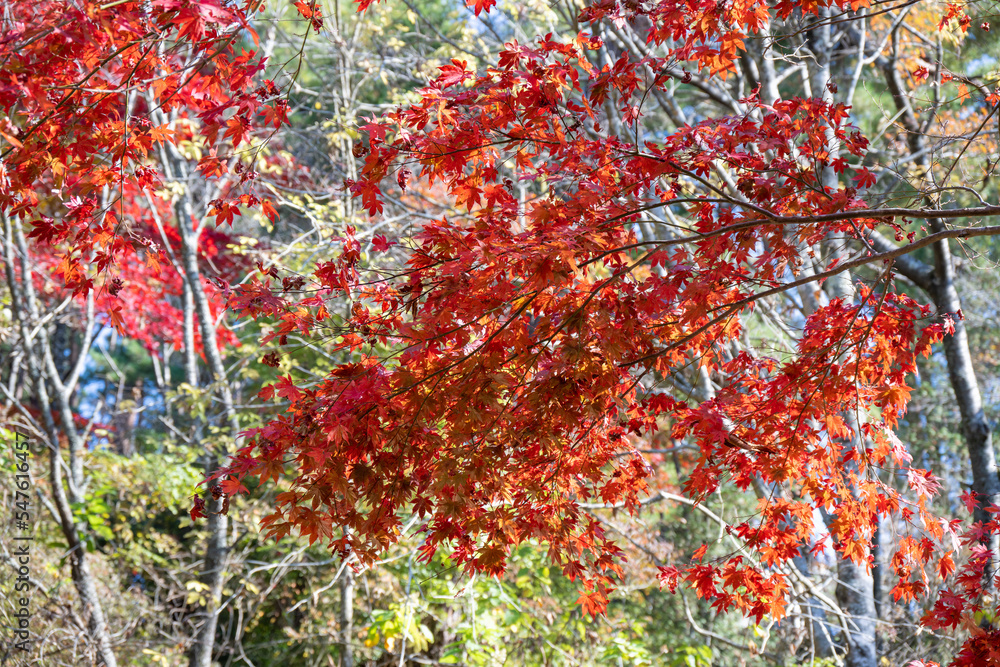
[920,501,1000,663]
[939,3,972,32]
[0,0,284,296]
[24,202,246,354]
[579,0,868,78]
[88,190,251,352]
[949,629,1000,666]
[656,287,952,615]
[213,17,971,632]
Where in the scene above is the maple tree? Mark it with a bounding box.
[217,1,1000,666]
[6,0,1000,663]
[0,0,290,663]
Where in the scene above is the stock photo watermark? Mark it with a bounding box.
[4,430,32,657]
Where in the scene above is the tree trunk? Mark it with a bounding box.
[931,235,1000,585]
[835,557,878,667]
[340,568,354,667]
[808,12,879,663]
[174,186,240,667]
[3,213,119,666]
[181,215,233,667]
[873,40,1000,592]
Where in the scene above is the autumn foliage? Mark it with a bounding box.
[5,0,1000,662]
[218,0,994,643]
[0,0,282,293]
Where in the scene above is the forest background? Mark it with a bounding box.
[3,0,1000,665]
